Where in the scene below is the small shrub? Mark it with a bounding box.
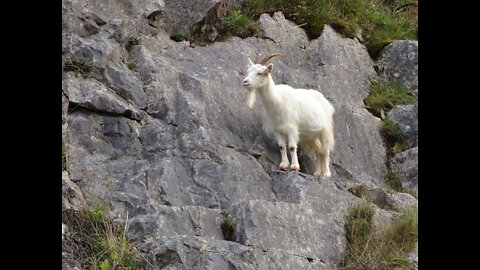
[170,31,188,42]
[364,81,417,118]
[62,203,145,270]
[220,210,236,241]
[63,54,96,78]
[224,10,260,38]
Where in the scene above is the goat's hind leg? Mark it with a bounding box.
[323,149,332,177]
[314,150,325,177]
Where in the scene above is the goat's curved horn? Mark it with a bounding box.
[254,54,262,64]
[259,53,283,65]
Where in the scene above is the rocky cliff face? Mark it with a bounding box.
[62,1,418,269]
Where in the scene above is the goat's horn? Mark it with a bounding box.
[254,54,262,64]
[259,53,283,65]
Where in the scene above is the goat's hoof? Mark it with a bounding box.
[290,164,300,171]
[313,171,323,177]
[324,171,332,177]
[279,162,290,171]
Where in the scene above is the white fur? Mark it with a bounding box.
[243,62,335,177]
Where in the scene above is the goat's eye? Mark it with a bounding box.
[256,72,263,76]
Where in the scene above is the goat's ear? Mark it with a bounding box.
[266,63,274,73]
[248,57,254,66]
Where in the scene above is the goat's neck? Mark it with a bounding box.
[257,75,282,111]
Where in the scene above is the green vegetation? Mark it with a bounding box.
[384,169,417,198]
[379,118,410,154]
[384,169,403,192]
[62,203,145,270]
[128,37,139,46]
[339,203,418,270]
[170,31,188,42]
[364,81,417,118]
[63,54,96,78]
[220,210,236,241]
[125,60,138,71]
[224,10,260,38]
[231,0,417,57]
[62,144,67,171]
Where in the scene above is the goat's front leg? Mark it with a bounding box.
[287,130,300,171]
[275,133,290,170]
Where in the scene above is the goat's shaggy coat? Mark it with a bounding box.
[242,54,335,177]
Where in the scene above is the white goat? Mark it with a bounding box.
[242,53,335,177]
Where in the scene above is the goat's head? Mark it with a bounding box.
[243,53,283,108]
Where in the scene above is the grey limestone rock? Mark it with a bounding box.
[62,1,418,267]
[376,40,418,95]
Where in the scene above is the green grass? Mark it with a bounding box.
[384,169,417,198]
[62,203,145,270]
[125,60,138,71]
[224,10,260,38]
[220,210,237,241]
[384,169,403,192]
[63,54,96,78]
[170,31,188,42]
[339,203,418,270]
[379,118,410,154]
[364,81,417,118]
[235,0,417,57]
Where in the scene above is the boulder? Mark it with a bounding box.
[376,40,418,95]
[387,103,418,147]
[390,147,419,194]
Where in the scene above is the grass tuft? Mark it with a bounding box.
[236,0,417,57]
[220,210,237,241]
[339,203,418,270]
[63,54,96,78]
[170,31,188,42]
[364,81,417,118]
[379,118,410,154]
[224,10,260,38]
[62,203,145,270]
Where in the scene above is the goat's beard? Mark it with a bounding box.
[246,89,256,108]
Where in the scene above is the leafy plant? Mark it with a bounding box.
[379,118,410,154]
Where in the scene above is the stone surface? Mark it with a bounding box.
[376,40,418,95]
[390,147,419,194]
[387,103,418,147]
[62,2,418,268]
